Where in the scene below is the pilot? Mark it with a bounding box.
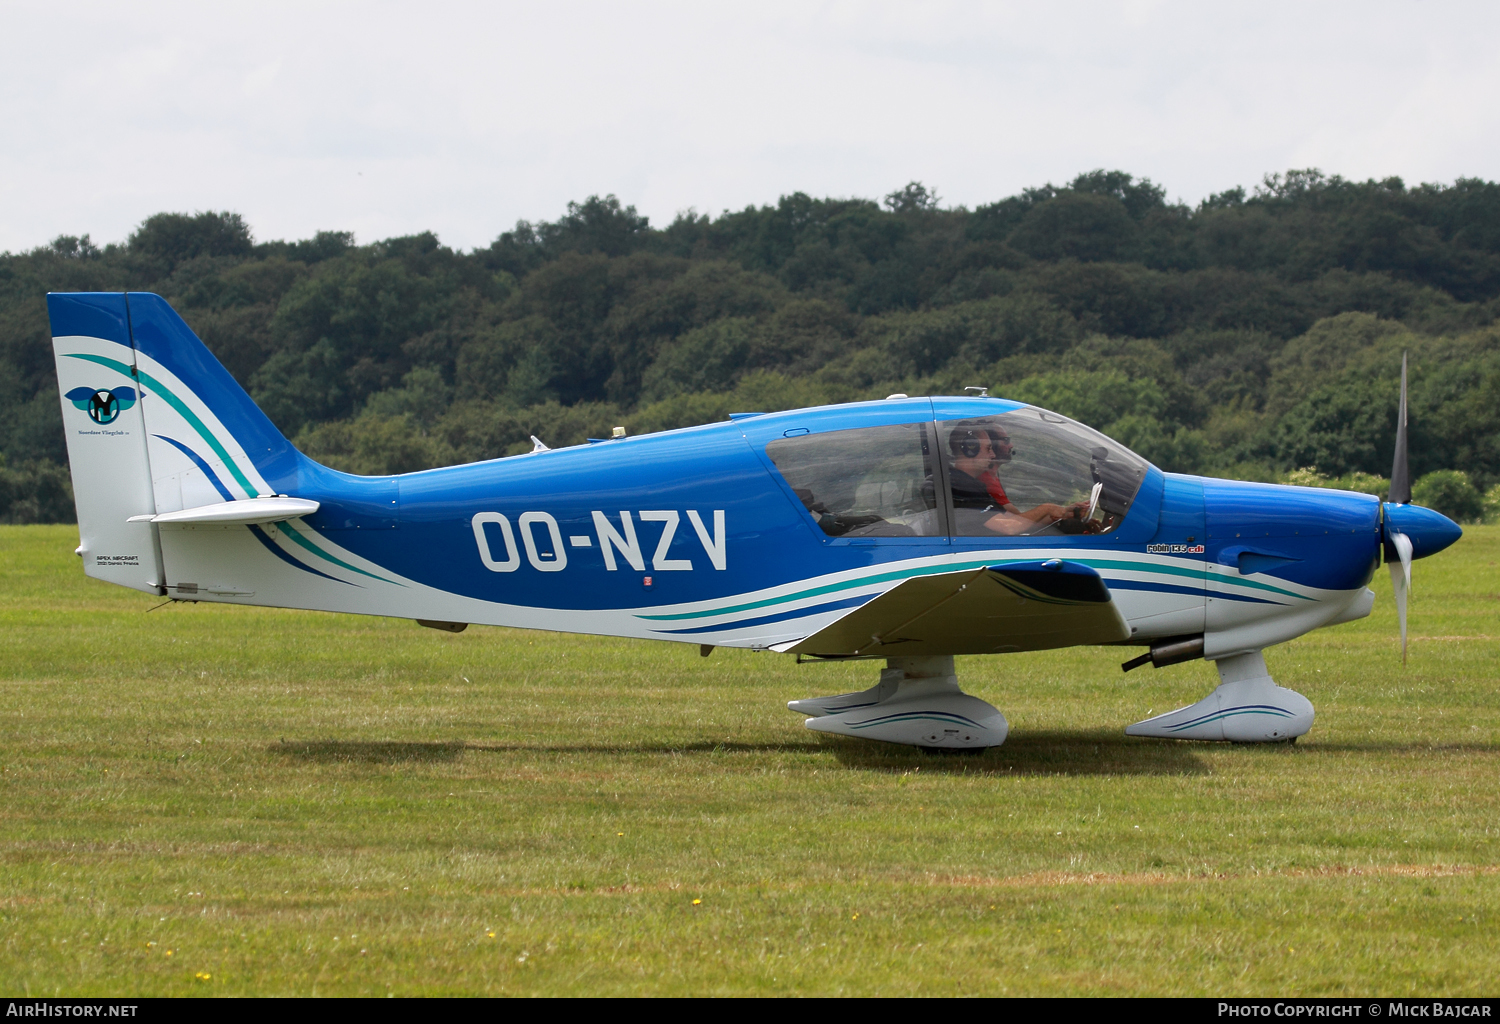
[947,425,1081,535]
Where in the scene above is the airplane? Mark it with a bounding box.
[47,291,1463,750]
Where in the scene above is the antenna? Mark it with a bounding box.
[530,435,550,453]
[963,386,990,397]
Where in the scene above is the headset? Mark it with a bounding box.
[951,428,984,459]
[948,426,1015,461]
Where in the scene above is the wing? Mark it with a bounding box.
[780,559,1130,657]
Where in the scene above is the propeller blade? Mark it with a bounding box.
[1388,530,1413,666]
[1386,353,1414,665]
[1390,351,1411,504]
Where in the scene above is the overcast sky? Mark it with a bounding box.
[3,1,1497,254]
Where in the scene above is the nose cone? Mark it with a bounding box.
[1384,502,1463,560]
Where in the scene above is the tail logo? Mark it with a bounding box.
[65,386,137,425]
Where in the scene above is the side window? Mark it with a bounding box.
[767,423,942,538]
[939,410,1147,537]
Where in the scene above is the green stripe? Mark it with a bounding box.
[1077,558,1308,601]
[272,524,402,586]
[639,553,1307,623]
[1077,557,1206,583]
[65,353,258,497]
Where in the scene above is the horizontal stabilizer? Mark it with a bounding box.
[127,496,320,526]
[785,559,1129,657]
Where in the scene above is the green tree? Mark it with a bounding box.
[128,211,254,274]
[1008,192,1139,262]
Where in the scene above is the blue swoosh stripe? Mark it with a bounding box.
[651,594,874,635]
[846,710,987,730]
[270,522,403,586]
[248,525,355,586]
[153,435,235,501]
[1168,703,1295,729]
[1106,579,1280,605]
[1167,704,1296,732]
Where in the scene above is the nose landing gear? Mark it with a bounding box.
[1125,649,1314,742]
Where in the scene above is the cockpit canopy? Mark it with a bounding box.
[766,407,1149,539]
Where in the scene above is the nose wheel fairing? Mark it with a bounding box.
[1125,650,1313,743]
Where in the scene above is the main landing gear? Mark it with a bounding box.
[788,655,1009,750]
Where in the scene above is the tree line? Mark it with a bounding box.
[3,169,1499,524]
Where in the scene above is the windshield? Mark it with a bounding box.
[938,409,1147,536]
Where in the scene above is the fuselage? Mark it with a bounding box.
[154,394,1386,661]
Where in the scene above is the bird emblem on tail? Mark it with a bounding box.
[64,385,137,425]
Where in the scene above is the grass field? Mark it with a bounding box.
[1,523,1497,996]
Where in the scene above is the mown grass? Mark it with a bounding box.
[1,524,1497,996]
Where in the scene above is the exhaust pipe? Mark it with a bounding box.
[1121,635,1204,673]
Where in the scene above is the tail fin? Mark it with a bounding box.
[49,292,301,593]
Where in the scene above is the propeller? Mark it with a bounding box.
[1375,352,1462,658]
[1386,352,1413,665]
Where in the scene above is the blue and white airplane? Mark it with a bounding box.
[48,292,1462,750]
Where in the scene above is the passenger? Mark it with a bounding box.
[978,428,1011,508]
[947,425,1083,535]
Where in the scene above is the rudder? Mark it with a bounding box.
[49,293,163,593]
[49,292,304,594]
